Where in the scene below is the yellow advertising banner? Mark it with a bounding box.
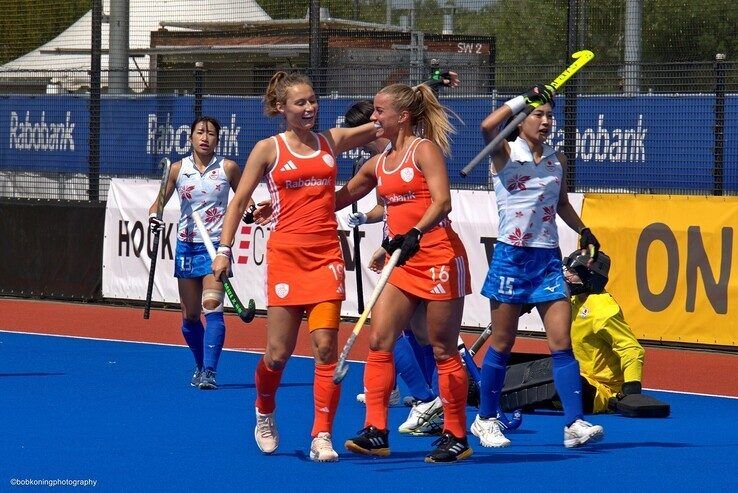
[582,194,738,347]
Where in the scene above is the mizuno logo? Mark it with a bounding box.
[280,160,298,172]
[430,284,446,294]
[543,283,560,292]
[183,172,195,177]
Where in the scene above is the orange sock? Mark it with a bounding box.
[312,362,341,437]
[364,350,395,431]
[436,354,468,438]
[255,358,283,414]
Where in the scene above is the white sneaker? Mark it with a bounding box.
[254,408,279,454]
[564,419,604,448]
[470,415,511,448]
[356,386,401,406]
[310,432,339,462]
[398,396,444,434]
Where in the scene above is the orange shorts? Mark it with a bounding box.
[388,227,471,300]
[306,300,342,331]
[266,232,346,306]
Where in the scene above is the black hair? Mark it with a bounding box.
[190,116,221,142]
[344,100,374,128]
[504,100,555,142]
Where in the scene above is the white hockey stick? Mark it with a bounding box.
[333,249,402,383]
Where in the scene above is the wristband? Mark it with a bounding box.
[503,95,527,115]
[216,245,232,260]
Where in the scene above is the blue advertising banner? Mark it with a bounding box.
[0,94,730,191]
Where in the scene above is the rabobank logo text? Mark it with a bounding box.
[548,114,647,163]
[385,191,416,203]
[146,113,240,156]
[285,177,332,189]
[9,111,75,151]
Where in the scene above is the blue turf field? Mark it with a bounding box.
[1,331,737,491]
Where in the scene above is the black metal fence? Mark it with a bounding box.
[2,0,738,200]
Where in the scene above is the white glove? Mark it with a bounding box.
[347,212,367,228]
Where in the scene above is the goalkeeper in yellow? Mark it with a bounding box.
[476,249,670,417]
[561,250,668,417]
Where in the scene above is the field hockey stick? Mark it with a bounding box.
[458,333,522,429]
[351,155,368,314]
[460,49,595,177]
[458,335,483,385]
[143,157,171,319]
[333,249,402,384]
[469,323,494,357]
[192,210,256,324]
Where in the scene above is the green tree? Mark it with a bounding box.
[0,1,91,65]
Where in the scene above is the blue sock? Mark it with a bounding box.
[552,349,584,426]
[479,347,509,419]
[404,329,424,363]
[203,312,226,371]
[431,367,439,396]
[394,334,435,402]
[181,318,204,369]
[421,344,436,387]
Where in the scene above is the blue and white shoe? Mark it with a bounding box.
[190,367,203,387]
[198,369,218,390]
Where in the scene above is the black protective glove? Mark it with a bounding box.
[620,381,642,397]
[425,70,453,91]
[242,204,257,224]
[385,228,423,266]
[524,84,554,106]
[578,227,601,260]
[148,213,165,233]
[610,381,642,409]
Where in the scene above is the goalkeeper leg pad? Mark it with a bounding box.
[500,357,557,412]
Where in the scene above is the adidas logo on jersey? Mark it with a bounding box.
[280,160,298,172]
[430,284,446,294]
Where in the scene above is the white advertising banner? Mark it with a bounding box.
[103,178,582,332]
